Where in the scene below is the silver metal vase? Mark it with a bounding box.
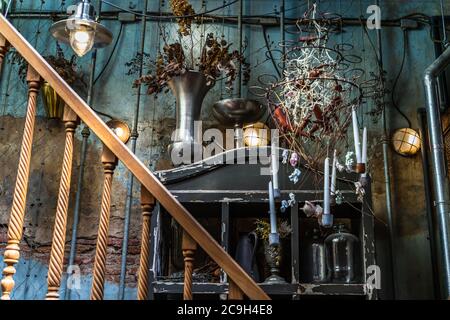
[168,71,211,165]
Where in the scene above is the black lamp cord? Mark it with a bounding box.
[93,21,123,85]
[391,29,412,128]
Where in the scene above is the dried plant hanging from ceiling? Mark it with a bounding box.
[252,4,367,168]
[170,0,196,36]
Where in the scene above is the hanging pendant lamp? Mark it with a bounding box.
[49,0,112,57]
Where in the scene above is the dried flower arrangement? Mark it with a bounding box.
[13,43,84,87]
[255,219,292,242]
[129,33,249,97]
[127,43,186,96]
[127,1,249,97]
[44,43,84,86]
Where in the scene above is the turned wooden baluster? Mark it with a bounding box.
[90,146,117,300]
[0,34,9,75]
[182,231,197,300]
[137,187,155,301]
[1,66,40,300]
[46,106,78,300]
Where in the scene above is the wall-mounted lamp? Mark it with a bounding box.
[106,119,131,144]
[50,0,112,57]
[392,128,421,156]
[243,122,270,147]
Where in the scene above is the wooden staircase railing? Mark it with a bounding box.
[137,188,155,301]
[1,65,40,300]
[46,106,79,300]
[0,14,269,300]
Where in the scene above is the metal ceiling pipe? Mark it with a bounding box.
[376,0,396,298]
[6,12,403,27]
[381,117,396,298]
[237,0,243,97]
[64,59,94,301]
[423,46,450,299]
[417,108,441,299]
[118,0,148,300]
[64,0,102,300]
[431,17,449,112]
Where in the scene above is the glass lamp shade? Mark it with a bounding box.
[391,128,421,156]
[69,24,95,57]
[243,122,270,147]
[49,1,112,57]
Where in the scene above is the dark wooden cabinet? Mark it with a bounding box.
[149,147,377,300]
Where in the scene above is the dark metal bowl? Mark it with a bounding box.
[212,98,266,126]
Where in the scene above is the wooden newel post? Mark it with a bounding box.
[137,187,155,301]
[182,231,197,300]
[90,146,117,300]
[46,106,79,300]
[0,34,9,75]
[1,66,40,300]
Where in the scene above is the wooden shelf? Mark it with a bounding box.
[153,281,367,296]
[298,283,366,296]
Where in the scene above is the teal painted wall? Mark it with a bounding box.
[0,0,449,299]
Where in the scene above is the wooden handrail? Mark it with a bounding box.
[0,14,269,300]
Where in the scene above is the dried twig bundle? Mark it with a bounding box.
[132,43,187,96]
[199,33,244,88]
[13,42,84,87]
[44,43,83,86]
[127,1,250,97]
[129,34,248,96]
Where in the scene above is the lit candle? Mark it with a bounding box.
[323,157,330,215]
[331,150,337,195]
[271,142,280,198]
[268,181,278,235]
[361,127,367,176]
[352,107,362,164]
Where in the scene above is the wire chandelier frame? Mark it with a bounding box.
[250,5,378,166]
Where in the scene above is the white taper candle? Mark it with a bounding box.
[271,142,280,197]
[268,181,278,234]
[331,150,337,195]
[362,127,368,177]
[324,157,330,215]
[362,127,368,165]
[352,107,362,163]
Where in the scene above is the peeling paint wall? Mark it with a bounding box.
[0,0,448,299]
